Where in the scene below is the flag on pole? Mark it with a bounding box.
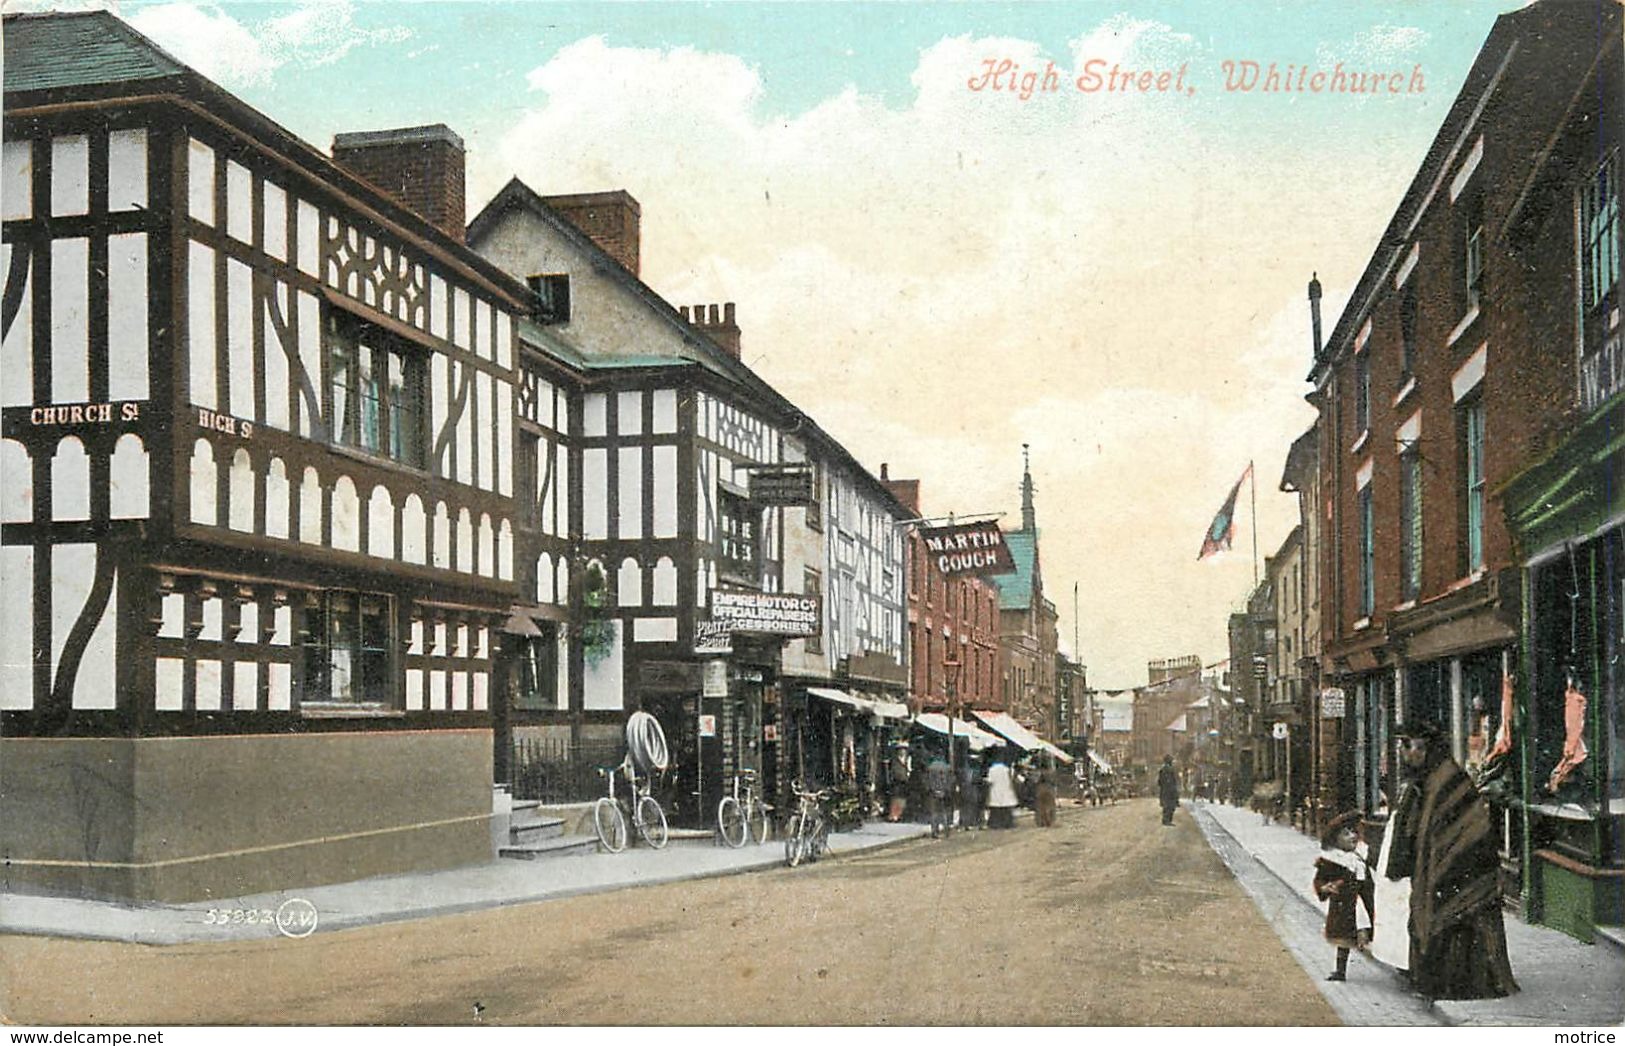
[1198,463,1253,560]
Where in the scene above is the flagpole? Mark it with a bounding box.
[1249,460,1259,590]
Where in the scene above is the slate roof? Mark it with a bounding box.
[3,11,185,94]
[994,529,1037,610]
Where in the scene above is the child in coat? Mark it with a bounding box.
[1313,811,1374,981]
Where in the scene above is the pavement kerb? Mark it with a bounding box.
[0,821,936,947]
[1186,802,1450,1024]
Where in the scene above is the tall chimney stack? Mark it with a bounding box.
[1308,272,1324,361]
[540,191,641,276]
[680,302,742,359]
[331,125,466,243]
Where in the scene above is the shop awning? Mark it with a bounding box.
[914,713,1004,751]
[806,687,874,712]
[862,692,912,720]
[1087,750,1112,773]
[970,710,1074,764]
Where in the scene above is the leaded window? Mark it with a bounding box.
[301,591,395,706]
[326,315,426,468]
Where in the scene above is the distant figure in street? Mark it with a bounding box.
[1385,721,1518,1000]
[959,756,983,830]
[886,742,911,822]
[1313,811,1373,982]
[1034,767,1058,827]
[1157,755,1179,826]
[984,756,1019,829]
[925,752,953,839]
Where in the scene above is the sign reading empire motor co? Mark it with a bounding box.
[918,520,1017,577]
[709,590,820,636]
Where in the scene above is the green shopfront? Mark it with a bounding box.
[1505,396,1624,942]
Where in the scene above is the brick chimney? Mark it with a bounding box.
[1308,271,1324,362]
[881,468,922,515]
[680,302,741,359]
[540,190,641,276]
[331,125,466,243]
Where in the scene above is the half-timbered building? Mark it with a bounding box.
[1,12,530,901]
[465,178,909,823]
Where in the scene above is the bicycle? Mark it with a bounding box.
[592,759,669,853]
[783,783,831,867]
[717,768,771,848]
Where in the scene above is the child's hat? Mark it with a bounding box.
[1320,810,1362,848]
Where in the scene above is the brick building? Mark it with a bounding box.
[1306,0,1622,930]
[884,476,1001,715]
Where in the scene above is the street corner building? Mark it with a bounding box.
[0,12,535,902]
[0,9,935,902]
[1245,0,1625,943]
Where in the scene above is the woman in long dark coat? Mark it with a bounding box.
[1386,721,1518,1000]
[1157,755,1179,825]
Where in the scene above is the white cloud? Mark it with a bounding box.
[124,0,412,88]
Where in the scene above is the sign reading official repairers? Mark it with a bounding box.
[709,590,820,636]
[918,520,1017,577]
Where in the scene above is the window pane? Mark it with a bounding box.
[330,336,355,445]
[358,347,381,452]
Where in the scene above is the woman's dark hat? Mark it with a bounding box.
[1393,719,1443,743]
[1321,810,1362,848]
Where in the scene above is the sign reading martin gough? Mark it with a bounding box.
[709,590,821,636]
[918,521,1017,577]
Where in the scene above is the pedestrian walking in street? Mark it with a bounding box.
[1384,720,1518,1000]
[984,754,1019,829]
[1034,766,1058,827]
[959,755,983,830]
[1313,811,1373,982]
[1157,755,1179,826]
[925,751,953,839]
[886,741,911,822]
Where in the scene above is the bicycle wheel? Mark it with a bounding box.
[811,817,830,860]
[784,813,805,867]
[747,800,770,845]
[717,796,747,848]
[593,797,627,854]
[635,794,669,849]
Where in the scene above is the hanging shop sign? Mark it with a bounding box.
[1320,688,1347,719]
[702,659,729,699]
[917,520,1016,577]
[746,464,816,506]
[694,619,734,655]
[708,590,820,637]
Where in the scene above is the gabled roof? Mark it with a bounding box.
[470,176,913,521]
[3,11,185,94]
[4,11,530,311]
[994,530,1038,610]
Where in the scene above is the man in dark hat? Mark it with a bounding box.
[1157,754,1179,826]
[1384,720,1518,999]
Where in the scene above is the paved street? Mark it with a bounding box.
[1,799,1336,1026]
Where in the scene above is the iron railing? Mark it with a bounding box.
[507,737,626,804]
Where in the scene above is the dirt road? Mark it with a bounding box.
[1,799,1336,1025]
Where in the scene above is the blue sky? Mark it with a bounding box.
[11,0,1532,685]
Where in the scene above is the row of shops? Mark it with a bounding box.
[1231,0,1623,942]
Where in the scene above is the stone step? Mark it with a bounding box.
[498,834,600,860]
[509,816,567,842]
